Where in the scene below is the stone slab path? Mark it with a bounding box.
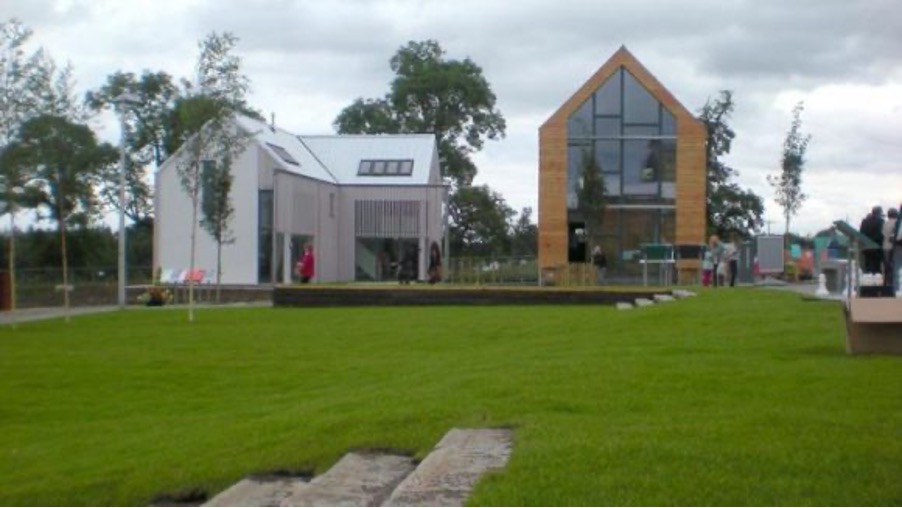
[201,428,513,507]
[204,475,308,507]
[280,453,415,507]
[382,428,513,507]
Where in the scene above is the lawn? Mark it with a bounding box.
[0,289,899,506]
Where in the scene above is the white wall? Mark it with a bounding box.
[155,144,260,284]
[273,171,340,283]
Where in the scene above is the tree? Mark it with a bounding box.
[13,115,116,320]
[0,19,39,326]
[176,32,253,322]
[86,70,180,224]
[510,207,538,258]
[0,19,81,325]
[334,39,505,189]
[576,148,606,260]
[698,90,765,237]
[768,101,811,237]
[334,40,507,261]
[199,152,241,303]
[449,185,514,257]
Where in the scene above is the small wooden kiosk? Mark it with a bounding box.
[834,221,902,355]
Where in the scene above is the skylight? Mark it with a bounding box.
[358,159,414,176]
[266,143,299,166]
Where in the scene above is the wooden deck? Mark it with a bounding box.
[273,285,667,308]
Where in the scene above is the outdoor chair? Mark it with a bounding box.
[640,243,676,286]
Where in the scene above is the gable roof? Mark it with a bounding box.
[237,116,337,183]
[298,134,436,186]
[541,45,702,132]
[236,116,437,186]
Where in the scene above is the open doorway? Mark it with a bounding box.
[568,222,587,263]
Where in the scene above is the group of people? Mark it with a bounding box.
[396,242,443,285]
[859,204,902,290]
[702,234,739,287]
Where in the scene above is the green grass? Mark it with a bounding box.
[0,290,899,506]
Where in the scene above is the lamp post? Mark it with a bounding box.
[113,92,140,309]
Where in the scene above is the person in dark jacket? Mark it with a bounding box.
[892,202,902,293]
[859,206,884,274]
[398,244,417,285]
[427,242,442,284]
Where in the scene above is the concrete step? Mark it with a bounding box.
[382,428,513,507]
[280,452,415,507]
[203,474,309,507]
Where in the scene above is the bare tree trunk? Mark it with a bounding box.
[215,240,222,303]
[188,196,198,323]
[60,218,70,323]
[7,210,17,329]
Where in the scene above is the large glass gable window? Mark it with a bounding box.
[565,67,677,207]
[565,66,678,274]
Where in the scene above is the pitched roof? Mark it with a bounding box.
[236,116,436,186]
[299,134,436,186]
[541,45,703,133]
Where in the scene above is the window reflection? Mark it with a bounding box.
[593,70,621,115]
[593,139,620,174]
[623,70,659,123]
[567,99,593,138]
[661,108,676,136]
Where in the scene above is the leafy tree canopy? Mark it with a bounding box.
[698,90,764,238]
[449,185,514,257]
[334,39,505,188]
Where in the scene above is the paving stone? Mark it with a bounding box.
[204,476,308,507]
[281,453,414,507]
[616,302,634,310]
[653,294,675,302]
[672,289,697,298]
[382,428,513,507]
[634,298,655,307]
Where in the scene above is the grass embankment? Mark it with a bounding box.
[0,289,899,506]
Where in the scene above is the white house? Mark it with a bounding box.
[154,115,448,285]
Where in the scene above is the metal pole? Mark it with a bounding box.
[113,91,139,309]
[117,107,127,309]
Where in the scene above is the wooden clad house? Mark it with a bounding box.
[538,46,706,281]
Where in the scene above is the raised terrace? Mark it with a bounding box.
[273,284,669,307]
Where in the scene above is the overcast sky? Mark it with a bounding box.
[5,0,901,235]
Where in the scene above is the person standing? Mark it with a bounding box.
[591,245,607,285]
[398,244,416,285]
[894,202,902,294]
[859,206,884,275]
[708,235,725,287]
[427,241,442,284]
[702,247,714,287]
[725,233,740,287]
[885,206,900,290]
[297,243,315,284]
